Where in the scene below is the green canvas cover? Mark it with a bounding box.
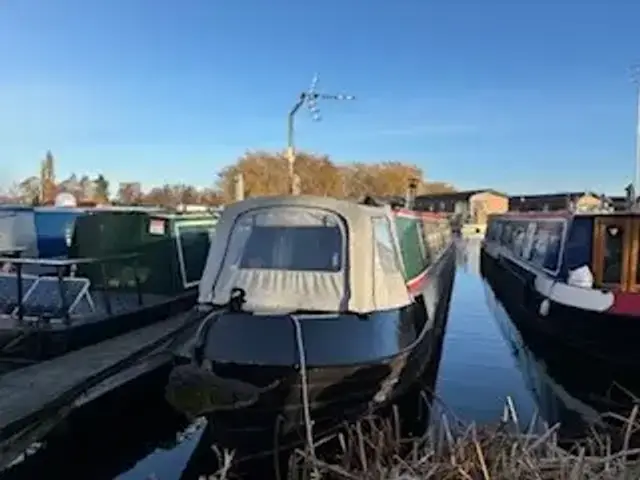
[394,215,428,281]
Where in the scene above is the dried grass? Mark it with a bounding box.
[203,397,640,480]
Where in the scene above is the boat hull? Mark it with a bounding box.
[166,244,456,459]
[480,246,640,369]
[0,291,198,365]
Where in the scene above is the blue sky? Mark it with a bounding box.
[0,0,638,195]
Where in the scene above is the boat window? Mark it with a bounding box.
[512,223,527,257]
[602,222,625,284]
[34,211,80,258]
[501,223,514,247]
[486,220,502,242]
[530,227,550,267]
[372,217,402,273]
[485,220,496,241]
[229,208,344,272]
[542,221,565,271]
[176,222,215,286]
[522,222,537,260]
[564,217,593,272]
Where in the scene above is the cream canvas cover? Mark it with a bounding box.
[198,196,411,313]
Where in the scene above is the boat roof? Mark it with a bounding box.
[198,195,412,314]
[491,210,640,221]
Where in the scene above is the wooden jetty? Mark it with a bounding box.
[0,309,205,470]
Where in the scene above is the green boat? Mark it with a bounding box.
[0,207,218,365]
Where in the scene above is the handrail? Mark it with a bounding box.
[0,251,141,267]
[0,251,145,325]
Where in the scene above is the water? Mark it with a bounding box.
[4,238,640,479]
[435,239,537,423]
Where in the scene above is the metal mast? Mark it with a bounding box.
[286,74,355,195]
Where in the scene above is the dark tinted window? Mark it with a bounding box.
[176,222,215,285]
[564,217,593,271]
[34,211,81,257]
[239,225,342,272]
[602,223,625,285]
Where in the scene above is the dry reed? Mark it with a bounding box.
[203,397,640,480]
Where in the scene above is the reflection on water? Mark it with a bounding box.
[436,238,537,424]
[483,269,640,437]
[2,393,195,480]
[6,238,639,478]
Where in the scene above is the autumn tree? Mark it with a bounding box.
[39,150,57,204]
[143,185,174,206]
[116,182,143,204]
[340,162,426,199]
[17,176,41,205]
[217,151,343,202]
[93,174,110,203]
[199,188,223,206]
[7,150,457,207]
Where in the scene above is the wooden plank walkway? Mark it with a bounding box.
[0,309,205,450]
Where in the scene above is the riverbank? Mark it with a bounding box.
[208,399,640,479]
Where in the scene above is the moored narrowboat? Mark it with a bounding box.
[480,210,640,368]
[165,195,456,459]
[0,208,218,365]
[0,207,220,469]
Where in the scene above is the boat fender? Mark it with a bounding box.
[539,298,550,317]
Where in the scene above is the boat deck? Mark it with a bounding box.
[0,310,202,466]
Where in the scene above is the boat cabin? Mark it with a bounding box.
[198,196,451,314]
[0,209,218,326]
[0,205,87,259]
[392,208,452,292]
[484,211,640,293]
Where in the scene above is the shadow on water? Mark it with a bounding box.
[482,260,640,440]
[1,369,197,480]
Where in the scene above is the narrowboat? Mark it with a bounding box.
[165,195,456,459]
[0,208,218,365]
[480,210,640,368]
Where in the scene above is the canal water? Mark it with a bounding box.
[4,238,639,479]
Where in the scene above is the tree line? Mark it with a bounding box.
[3,150,457,207]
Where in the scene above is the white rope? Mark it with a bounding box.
[290,315,320,478]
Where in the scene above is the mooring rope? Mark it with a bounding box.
[290,315,319,478]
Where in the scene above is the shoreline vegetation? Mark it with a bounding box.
[206,396,640,480]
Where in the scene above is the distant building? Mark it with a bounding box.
[414,189,509,224]
[508,191,602,212]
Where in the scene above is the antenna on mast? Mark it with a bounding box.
[287,74,356,195]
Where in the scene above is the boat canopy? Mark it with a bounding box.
[198,195,412,314]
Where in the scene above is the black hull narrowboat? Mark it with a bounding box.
[165,196,456,459]
[480,211,640,369]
